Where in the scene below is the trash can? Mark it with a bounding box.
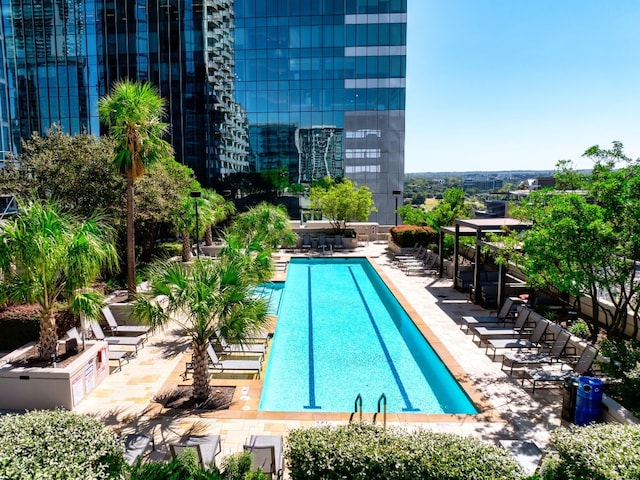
[574,376,603,426]
[561,376,579,424]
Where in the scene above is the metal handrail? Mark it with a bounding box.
[373,393,387,428]
[352,393,363,422]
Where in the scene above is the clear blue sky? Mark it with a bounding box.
[405,0,640,173]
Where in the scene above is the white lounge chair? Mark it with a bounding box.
[187,344,261,379]
[215,329,266,358]
[244,435,284,479]
[102,306,150,337]
[90,320,146,354]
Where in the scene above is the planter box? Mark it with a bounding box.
[602,394,640,424]
[0,341,110,410]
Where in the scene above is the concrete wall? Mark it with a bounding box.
[0,341,109,410]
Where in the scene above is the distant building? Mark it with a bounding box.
[463,177,504,191]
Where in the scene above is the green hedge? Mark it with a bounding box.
[390,225,437,249]
[540,423,640,479]
[0,409,125,480]
[285,423,526,480]
[0,317,39,350]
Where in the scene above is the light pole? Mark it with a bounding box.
[190,191,202,258]
[392,190,401,226]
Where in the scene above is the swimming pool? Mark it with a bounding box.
[258,257,477,414]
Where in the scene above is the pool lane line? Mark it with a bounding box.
[348,267,419,412]
[304,266,321,409]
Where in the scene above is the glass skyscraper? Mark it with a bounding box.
[235,0,406,224]
[1,0,406,224]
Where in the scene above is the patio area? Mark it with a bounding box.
[71,241,562,470]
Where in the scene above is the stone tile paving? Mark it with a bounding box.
[74,242,563,471]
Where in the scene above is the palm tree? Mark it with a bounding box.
[98,80,173,296]
[202,190,235,247]
[132,255,269,400]
[0,198,118,359]
[225,202,297,253]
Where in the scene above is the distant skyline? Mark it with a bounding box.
[405,0,640,173]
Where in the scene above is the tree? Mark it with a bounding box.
[0,126,123,218]
[427,187,471,230]
[0,198,118,359]
[309,178,376,232]
[134,157,197,261]
[397,204,429,226]
[221,203,297,284]
[132,255,269,400]
[98,80,173,296]
[510,142,640,340]
[202,190,235,247]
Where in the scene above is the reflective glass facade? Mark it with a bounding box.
[235,0,406,224]
[1,0,406,223]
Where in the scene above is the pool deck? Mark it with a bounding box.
[71,242,562,467]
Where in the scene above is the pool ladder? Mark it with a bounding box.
[349,393,387,428]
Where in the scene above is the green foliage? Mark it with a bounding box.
[285,423,525,480]
[221,452,266,480]
[396,204,429,226]
[568,319,589,339]
[598,338,640,417]
[0,125,122,219]
[129,451,266,480]
[427,187,472,230]
[0,410,125,480]
[0,197,119,358]
[389,225,436,248]
[309,177,376,232]
[540,423,640,479]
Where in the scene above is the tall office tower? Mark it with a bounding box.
[1,0,247,186]
[234,0,406,225]
[2,0,406,224]
[2,0,101,153]
[0,16,11,165]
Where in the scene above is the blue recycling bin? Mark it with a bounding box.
[574,376,603,426]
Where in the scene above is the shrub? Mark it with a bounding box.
[540,423,640,479]
[598,337,640,417]
[129,448,221,480]
[285,423,525,480]
[0,409,125,480]
[568,319,589,340]
[390,225,436,248]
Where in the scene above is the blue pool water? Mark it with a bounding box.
[258,258,477,414]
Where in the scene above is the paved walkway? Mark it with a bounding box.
[74,242,562,470]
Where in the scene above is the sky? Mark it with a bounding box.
[405,0,640,173]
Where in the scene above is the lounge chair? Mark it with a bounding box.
[102,306,151,337]
[67,327,131,371]
[460,297,521,332]
[522,344,599,393]
[90,320,146,354]
[215,329,266,358]
[122,433,154,465]
[484,317,550,360]
[469,308,532,345]
[244,435,284,479]
[501,327,572,375]
[208,344,262,377]
[170,434,222,468]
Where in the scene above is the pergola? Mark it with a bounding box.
[439,218,531,306]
